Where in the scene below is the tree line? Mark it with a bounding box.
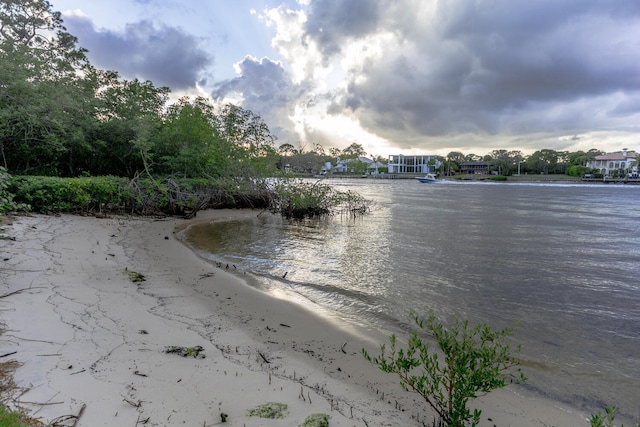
[439,148,608,177]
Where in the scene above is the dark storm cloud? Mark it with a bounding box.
[303,0,380,59]
[63,14,212,89]
[303,0,640,148]
[212,56,306,144]
[212,56,290,104]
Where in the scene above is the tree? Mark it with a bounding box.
[312,143,326,156]
[329,147,341,159]
[278,143,297,156]
[152,97,225,178]
[0,0,97,175]
[217,104,278,177]
[341,142,366,159]
[363,313,526,427]
[566,150,599,177]
[445,152,465,176]
[92,72,169,177]
[0,0,91,78]
[489,149,512,175]
[277,143,297,171]
[525,149,560,175]
[287,151,326,174]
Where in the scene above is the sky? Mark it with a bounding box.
[49,0,640,157]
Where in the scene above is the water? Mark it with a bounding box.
[185,179,640,421]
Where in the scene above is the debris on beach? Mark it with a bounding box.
[126,270,146,283]
[302,413,330,427]
[247,402,288,419]
[164,345,205,359]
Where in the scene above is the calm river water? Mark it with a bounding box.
[185,179,640,421]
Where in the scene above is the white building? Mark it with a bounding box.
[387,154,440,174]
[587,149,638,177]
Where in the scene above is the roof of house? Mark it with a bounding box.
[594,151,638,161]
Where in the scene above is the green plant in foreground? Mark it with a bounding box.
[247,402,288,419]
[591,406,639,427]
[301,413,330,427]
[0,405,41,427]
[363,312,526,427]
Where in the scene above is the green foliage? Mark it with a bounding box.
[10,175,132,212]
[7,175,277,215]
[0,167,29,213]
[363,312,526,427]
[488,175,507,181]
[247,402,288,419]
[301,413,330,427]
[341,142,366,159]
[272,179,369,218]
[590,406,639,427]
[0,405,36,427]
[567,164,591,177]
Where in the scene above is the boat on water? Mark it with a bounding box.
[415,173,438,183]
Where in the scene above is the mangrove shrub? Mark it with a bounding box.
[363,312,526,427]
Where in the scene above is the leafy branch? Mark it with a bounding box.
[363,312,526,427]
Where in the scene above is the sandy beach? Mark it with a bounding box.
[1,211,591,426]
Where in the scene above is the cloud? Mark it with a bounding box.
[251,0,640,153]
[62,13,212,89]
[212,55,311,145]
[302,0,380,60]
[213,56,289,103]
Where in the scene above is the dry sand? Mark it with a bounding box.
[0,211,591,426]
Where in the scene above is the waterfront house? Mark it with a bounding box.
[334,157,374,174]
[587,149,638,177]
[459,161,494,175]
[387,154,441,174]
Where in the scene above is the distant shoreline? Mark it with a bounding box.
[311,173,640,184]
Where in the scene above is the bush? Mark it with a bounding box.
[10,175,131,212]
[567,165,591,177]
[363,312,526,427]
[0,168,30,214]
[7,175,367,218]
[271,179,369,218]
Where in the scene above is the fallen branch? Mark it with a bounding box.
[0,351,17,358]
[0,286,46,299]
[123,398,141,408]
[49,403,85,427]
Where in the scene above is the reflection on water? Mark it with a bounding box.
[185,179,640,422]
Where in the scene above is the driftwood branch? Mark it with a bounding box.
[258,352,270,364]
[0,287,46,299]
